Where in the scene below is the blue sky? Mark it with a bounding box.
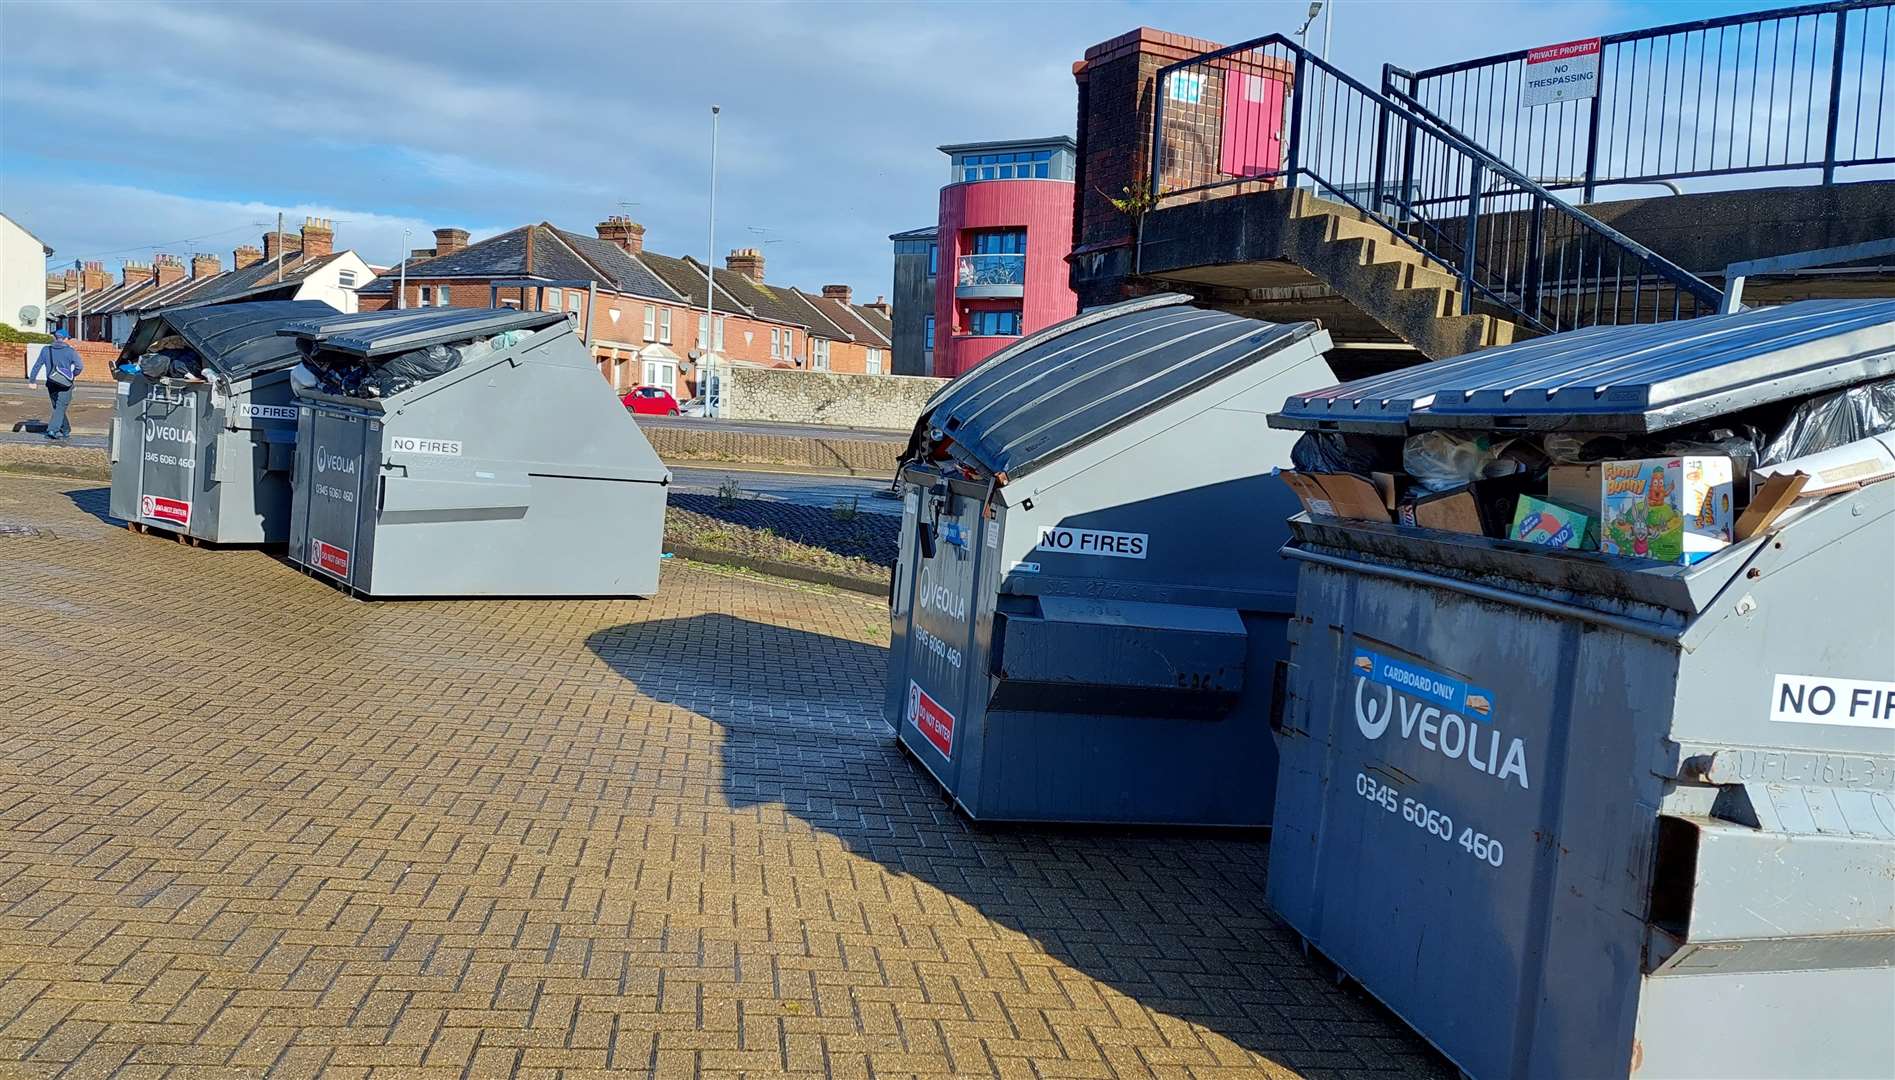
[0,0,1789,297]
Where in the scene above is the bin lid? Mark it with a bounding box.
[1271,298,1895,435]
[915,294,1321,482]
[280,307,567,357]
[121,300,339,379]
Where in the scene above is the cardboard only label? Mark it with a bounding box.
[908,680,955,758]
[1771,674,1895,731]
[311,539,352,581]
[140,495,190,527]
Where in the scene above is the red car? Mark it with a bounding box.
[621,386,680,416]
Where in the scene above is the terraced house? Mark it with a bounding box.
[356,216,891,399]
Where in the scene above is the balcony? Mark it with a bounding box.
[956,253,1026,299]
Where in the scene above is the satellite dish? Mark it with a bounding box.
[18,305,41,327]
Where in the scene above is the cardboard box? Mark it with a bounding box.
[1407,474,1535,538]
[1600,456,1734,565]
[1282,471,1394,523]
[1734,471,1809,540]
[1547,464,1603,519]
[1508,495,1593,549]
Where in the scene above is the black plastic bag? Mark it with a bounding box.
[137,348,204,380]
[1760,378,1895,466]
[1291,431,1387,474]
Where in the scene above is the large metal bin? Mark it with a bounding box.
[1264,300,1895,1080]
[283,307,668,598]
[109,300,339,543]
[885,294,1336,825]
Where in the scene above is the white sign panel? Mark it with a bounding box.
[1770,674,1895,731]
[388,436,463,457]
[1522,38,1601,108]
[1034,526,1148,560]
[238,403,298,421]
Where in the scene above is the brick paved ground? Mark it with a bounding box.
[0,477,1447,1080]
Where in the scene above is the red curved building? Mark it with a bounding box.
[930,137,1078,378]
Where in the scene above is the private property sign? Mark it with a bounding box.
[1522,38,1601,107]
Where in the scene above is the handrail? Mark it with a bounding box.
[1147,34,1726,336]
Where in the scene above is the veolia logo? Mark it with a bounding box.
[314,446,355,476]
[1355,679,1394,739]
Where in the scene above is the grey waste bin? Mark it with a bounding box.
[1264,300,1895,1080]
[283,307,668,598]
[109,300,340,543]
[885,294,1336,826]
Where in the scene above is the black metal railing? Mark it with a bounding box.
[1390,0,1893,199]
[1148,35,1725,336]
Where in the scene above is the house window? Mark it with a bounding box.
[414,287,429,308]
[782,329,794,358]
[959,149,1058,183]
[810,338,830,370]
[769,328,780,358]
[436,286,451,306]
[546,287,562,311]
[714,315,724,351]
[927,243,938,277]
[338,270,356,287]
[972,229,1026,255]
[969,308,1022,336]
[643,305,656,341]
[642,360,678,393]
[566,292,580,313]
[658,307,672,343]
[865,348,883,375]
[924,315,935,349]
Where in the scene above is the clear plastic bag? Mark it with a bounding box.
[1760,378,1895,466]
[1403,431,1520,492]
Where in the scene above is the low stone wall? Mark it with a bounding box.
[713,366,945,430]
[641,425,901,475]
[5,342,120,384]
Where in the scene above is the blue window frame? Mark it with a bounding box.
[969,308,1022,336]
[927,243,938,277]
[960,149,1055,182]
[924,315,935,349]
[972,229,1026,255]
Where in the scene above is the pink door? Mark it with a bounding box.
[1221,70,1287,178]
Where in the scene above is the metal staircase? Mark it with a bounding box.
[1148,33,1727,357]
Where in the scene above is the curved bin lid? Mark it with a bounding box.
[279,307,567,357]
[121,299,339,379]
[1271,298,1895,435]
[916,294,1321,482]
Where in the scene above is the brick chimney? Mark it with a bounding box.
[154,254,186,287]
[821,284,853,304]
[299,217,335,258]
[409,247,437,259]
[596,215,646,255]
[191,253,222,279]
[261,229,301,262]
[433,228,469,256]
[81,262,110,292]
[121,261,153,287]
[726,248,765,282]
[863,295,892,319]
[233,244,263,270]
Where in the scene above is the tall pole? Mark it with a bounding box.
[273,211,285,284]
[703,104,720,405]
[399,227,410,310]
[73,259,82,340]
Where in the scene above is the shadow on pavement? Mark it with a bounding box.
[63,485,116,526]
[586,612,1447,1076]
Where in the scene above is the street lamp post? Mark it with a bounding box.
[398,228,410,310]
[703,105,720,414]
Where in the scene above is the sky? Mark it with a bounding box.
[0,0,1791,297]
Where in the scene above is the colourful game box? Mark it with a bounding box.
[1599,456,1735,565]
[1508,495,1593,549]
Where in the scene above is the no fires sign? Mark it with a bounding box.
[1522,38,1601,107]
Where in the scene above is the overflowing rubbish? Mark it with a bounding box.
[281,306,668,598]
[886,294,1336,826]
[109,300,339,544]
[1262,298,1895,1080]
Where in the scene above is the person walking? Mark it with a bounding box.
[28,328,85,442]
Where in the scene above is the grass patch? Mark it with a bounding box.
[666,506,887,582]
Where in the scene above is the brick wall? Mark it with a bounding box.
[713,366,944,430]
[640,425,901,474]
[7,341,121,384]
